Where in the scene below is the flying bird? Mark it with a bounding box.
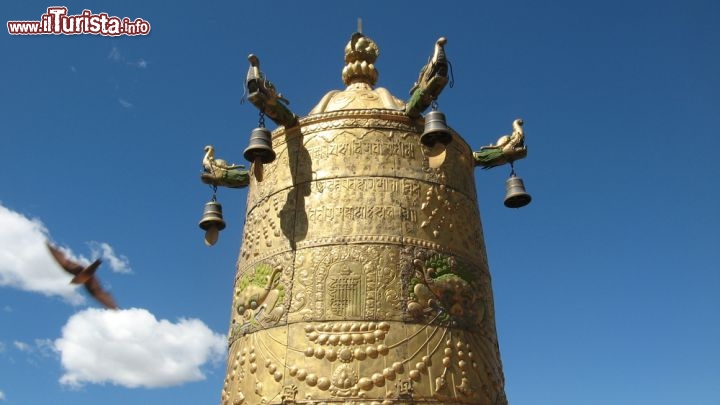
[46,242,118,309]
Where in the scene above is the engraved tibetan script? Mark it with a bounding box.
[307,205,417,223]
[311,178,421,198]
[307,139,416,160]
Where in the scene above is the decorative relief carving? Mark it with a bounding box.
[289,245,402,323]
[240,191,295,261]
[223,321,506,405]
[296,110,418,136]
[230,253,294,343]
[405,176,485,261]
[327,262,363,317]
[400,246,493,330]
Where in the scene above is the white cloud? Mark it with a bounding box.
[55,308,226,389]
[88,242,132,274]
[0,203,130,306]
[130,58,148,69]
[13,341,31,352]
[35,339,56,357]
[108,46,147,69]
[118,98,134,108]
[108,45,122,62]
[0,390,5,401]
[12,339,57,364]
[0,204,84,304]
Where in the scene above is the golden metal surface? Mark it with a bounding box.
[223,33,507,405]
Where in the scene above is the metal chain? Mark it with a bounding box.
[447,59,455,88]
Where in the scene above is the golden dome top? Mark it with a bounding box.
[309,32,404,114]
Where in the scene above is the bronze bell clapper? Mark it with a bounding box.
[503,172,532,208]
[420,109,453,147]
[199,198,226,246]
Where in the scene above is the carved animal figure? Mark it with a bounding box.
[46,242,118,309]
[410,37,448,96]
[247,54,289,106]
[235,264,282,317]
[473,118,528,169]
[203,145,241,171]
[481,119,525,152]
[245,54,297,127]
[201,145,249,189]
[405,37,450,118]
[408,256,477,323]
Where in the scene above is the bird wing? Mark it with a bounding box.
[46,243,84,275]
[70,259,101,285]
[84,277,118,309]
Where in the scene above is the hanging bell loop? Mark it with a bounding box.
[199,200,226,246]
[420,110,453,147]
[243,127,276,164]
[503,175,532,208]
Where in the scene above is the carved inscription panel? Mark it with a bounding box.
[242,178,486,265]
[245,111,479,211]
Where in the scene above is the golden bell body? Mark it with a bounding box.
[222,94,507,405]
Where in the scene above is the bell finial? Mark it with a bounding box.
[342,31,379,86]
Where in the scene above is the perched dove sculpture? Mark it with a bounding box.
[46,242,118,309]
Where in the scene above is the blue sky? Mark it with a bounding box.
[1,1,719,404]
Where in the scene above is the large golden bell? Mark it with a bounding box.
[221,33,509,405]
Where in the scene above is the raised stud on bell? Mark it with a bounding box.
[199,200,226,246]
[504,175,532,208]
[243,127,276,164]
[420,110,453,147]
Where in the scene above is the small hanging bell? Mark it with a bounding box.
[243,127,276,164]
[420,110,453,147]
[504,175,532,208]
[199,200,226,246]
